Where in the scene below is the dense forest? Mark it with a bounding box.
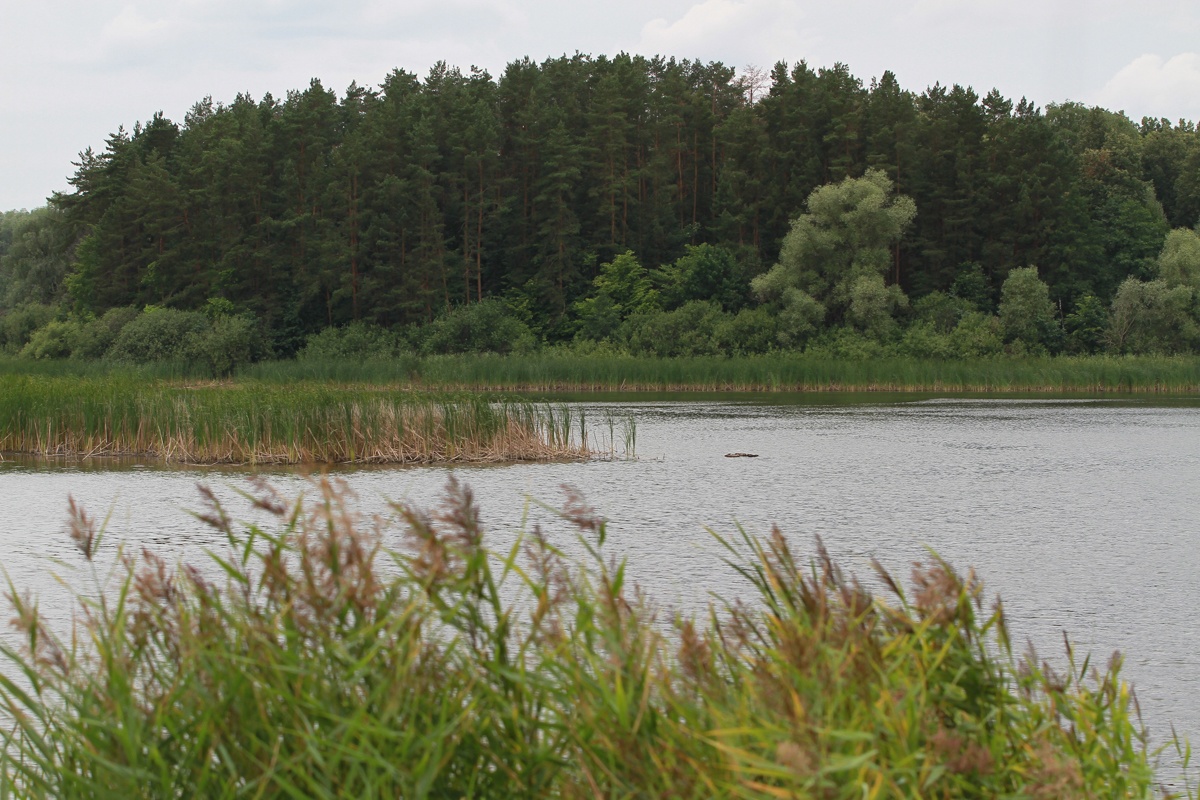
[3,53,1200,369]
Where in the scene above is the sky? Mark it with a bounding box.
[3,0,1200,211]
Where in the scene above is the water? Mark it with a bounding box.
[2,395,1198,771]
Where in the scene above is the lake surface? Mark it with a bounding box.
[2,395,1198,778]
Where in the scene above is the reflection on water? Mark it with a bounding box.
[2,395,1199,775]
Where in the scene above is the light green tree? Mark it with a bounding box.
[847,274,909,337]
[1107,277,1198,353]
[1156,228,1200,290]
[752,169,915,343]
[998,266,1060,350]
[572,251,660,340]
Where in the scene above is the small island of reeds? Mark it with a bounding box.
[0,479,1189,798]
[0,375,606,465]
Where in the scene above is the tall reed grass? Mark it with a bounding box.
[0,376,604,464]
[0,479,1188,798]
[6,354,1198,393]
[241,354,1200,393]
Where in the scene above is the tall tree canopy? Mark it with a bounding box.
[2,53,1197,352]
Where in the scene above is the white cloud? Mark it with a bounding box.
[100,4,173,43]
[638,0,813,66]
[1094,53,1200,122]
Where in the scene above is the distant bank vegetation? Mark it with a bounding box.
[2,227,1199,380]
[4,198,1200,370]
[3,55,1200,375]
[0,479,1187,797]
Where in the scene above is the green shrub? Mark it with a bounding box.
[419,298,537,355]
[1108,278,1200,354]
[654,243,750,312]
[196,314,268,376]
[298,321,406,361]
[106,307,210,364]
[73,306,141,359]
[998,266,1061,352]
[948,312,1005,358]
[619,300,725,357]
[572,291,623,342]
[712,306,777,355]
[806,326,889,359]
[950,261,995,312]
[898,320,955,359]
[0,302,56,353]
[1063,294,1110,355]
[912,290,974,333]
[775,287,826,348]
[19,319,82,359]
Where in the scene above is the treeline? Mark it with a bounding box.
[2,53,1200,367]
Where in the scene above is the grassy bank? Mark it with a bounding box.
[0,480,1188,798]
[0,376,602,465]
[245,353,1200,393]
[3,354,1199,393]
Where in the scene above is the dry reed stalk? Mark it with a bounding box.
[2,397,588,465]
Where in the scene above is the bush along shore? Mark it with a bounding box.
[0,479,1190,798]
[0,376,616,465]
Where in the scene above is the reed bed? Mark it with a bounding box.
[0,376,598,464]
[0,479,1189,798]
[241,354,1200,393]
[5,354,1199,393]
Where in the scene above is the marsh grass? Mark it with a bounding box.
[241,354,1200,393]
[5,354,1198,393]
[0,376,605,464]
[0,479,1189,798]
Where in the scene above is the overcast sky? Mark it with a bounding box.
[3,0,1200,211]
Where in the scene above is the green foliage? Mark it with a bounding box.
[805,327,890,359]
[63,233,101,315]
[106,307,210,364]
[19,319,83,360]
[847,274,908,336]
[0,208,74,309]
[0,481,1180,797]
[898,321,955,359]
[618,300,724,357]
[572,251,660,340]
[8,60,1200,359]
[196,314,268,377]
[1064,295,1110,355]
[949,262,994,312]
[419,298,537,356]
[948,312,1006,358]
[776,287,827,348]
[0,303,56,354]
[654,243,750,311]
[73,306,141,359]
[202,296,238,319]
[753,169,915,333]
[912,290,974,333]
[1108,278,1200,354]
[298,322,407,361]
[712,307,777,355]
[998,267,1060,351]
[572,290,623,342]
[1157,227,1200,290]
